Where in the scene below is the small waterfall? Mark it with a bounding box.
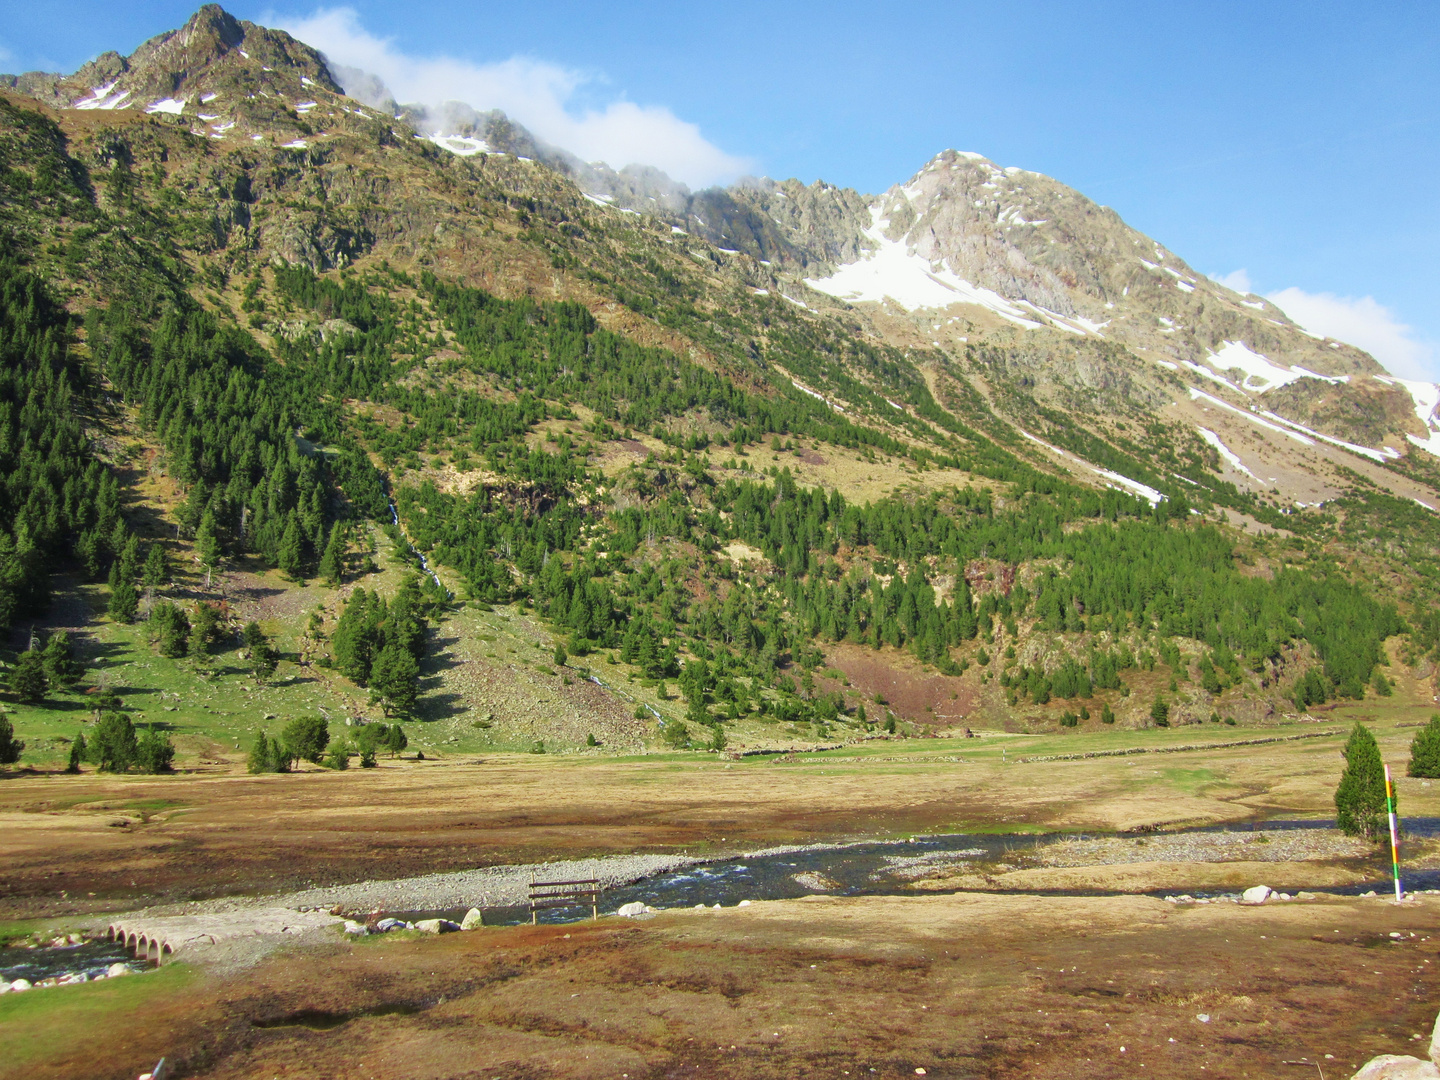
[388,498,450,599]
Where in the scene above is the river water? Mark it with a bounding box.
[393,817,1440,928]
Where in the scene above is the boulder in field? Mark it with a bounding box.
[460,908,484,930]
[1350,1055,1440,1079]
[1239,885,1272,905]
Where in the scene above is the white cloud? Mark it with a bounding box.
[1212,268,1253,294]
[270,7,751,189]
[1266,287,1436,381]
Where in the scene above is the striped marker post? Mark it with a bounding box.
[1385,763,1402,902]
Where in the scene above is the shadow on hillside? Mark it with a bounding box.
[415,691,466,721]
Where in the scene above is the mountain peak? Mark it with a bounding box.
[1,5,340,111]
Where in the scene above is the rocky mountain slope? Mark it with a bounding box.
[3,5,1440,765]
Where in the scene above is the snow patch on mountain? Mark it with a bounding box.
[427,134,491,156]
[74,83,132,110]
[1187,387,1313,446]
[1197,428,1257,480]
[1019,430,1164,506]
[1254,410,1392,463]
[1375,375,1440,428]
[806,209,1042,326]
[1204,342,1302,390]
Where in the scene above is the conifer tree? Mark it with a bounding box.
[92,711,137,772]
[244,622,278,681]
[107,562,138,622]
[42,632,84,689]
[136,727,175,773]
[8,650,48,703]
[385,723,408,757]
[1149,697,1169,727]
[143,543,170,588]
[278,515,304,580]
[1336,721,1390,841]
[0,712,24,765]
[318,523,344,586]
[1409,715,1440,779]
[369,642,419,715]
[196,509,221,587]
[247,731,273,775]
[66,732,86,773]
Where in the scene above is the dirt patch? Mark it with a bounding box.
[824,641,981,727]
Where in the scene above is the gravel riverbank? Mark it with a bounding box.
[275,852,707,914]
[1022,829,1372,869]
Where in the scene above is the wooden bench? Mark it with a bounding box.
[528,877,602,924]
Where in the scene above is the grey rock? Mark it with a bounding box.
[616,901,647,917]
[460,908,484,930]
[1350,1055,1440,1079]
[1239,885,1272,905]
[414,918,459,934]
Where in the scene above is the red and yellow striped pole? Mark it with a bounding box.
[1385,763,1402,902]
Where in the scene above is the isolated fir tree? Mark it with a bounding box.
[8,650,48,703]
[553,642,567,668]
[92,711,137,773]
[1335,721,1390,841]
[0,713,24,765]
[247,731,274,774]
[1149,697,1169,727]
[244,622,278,681]
[385,723,408,757]
[1408,715,1440,778]
[66,732,86,773]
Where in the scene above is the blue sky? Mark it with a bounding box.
[4,1,1437,377]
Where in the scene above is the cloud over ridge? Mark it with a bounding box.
[1267,286,1436,383]
[270,7,751,189]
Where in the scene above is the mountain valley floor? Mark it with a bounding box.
[4,700,1440,1078]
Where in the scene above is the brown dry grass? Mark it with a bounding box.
[9,891,1440,1080]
